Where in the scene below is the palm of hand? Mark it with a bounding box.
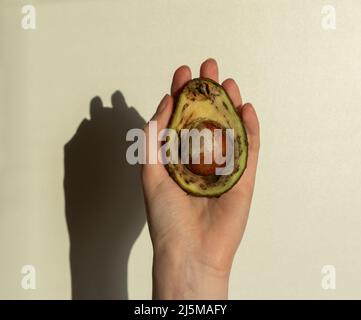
[142,59,260,273]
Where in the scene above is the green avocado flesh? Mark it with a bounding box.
[166,78,248,197]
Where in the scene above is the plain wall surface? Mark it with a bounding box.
[1,0,361,299]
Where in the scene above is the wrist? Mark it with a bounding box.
[152,245,230,300]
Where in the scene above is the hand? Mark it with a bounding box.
[142,59,260,299]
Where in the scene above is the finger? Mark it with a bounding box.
[240,103,260,153]
[231,103,260,197]
[142,94,174,181]
[222,78,242,108]
[200,58,219,82]
[171,65,192,97]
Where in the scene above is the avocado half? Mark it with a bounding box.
[166,78,248,197]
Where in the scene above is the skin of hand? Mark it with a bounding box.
[142,58,260,300]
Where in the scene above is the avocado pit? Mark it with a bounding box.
[185,121,227,176]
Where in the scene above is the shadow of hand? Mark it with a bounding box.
[64,91,146,299]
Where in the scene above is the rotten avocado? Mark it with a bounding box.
[166,78,248,197]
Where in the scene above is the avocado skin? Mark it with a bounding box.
[165,77,248,198]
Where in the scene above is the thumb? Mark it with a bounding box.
[150,94,173,129]
[142,94,174,182]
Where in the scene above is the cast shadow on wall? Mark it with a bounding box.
[63,91,146,299]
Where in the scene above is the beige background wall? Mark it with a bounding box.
[1,0,361,299]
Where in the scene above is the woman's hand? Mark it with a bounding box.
[142,58,260,299]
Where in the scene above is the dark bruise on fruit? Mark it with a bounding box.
[222,101,229,110]
[166,78,248,197]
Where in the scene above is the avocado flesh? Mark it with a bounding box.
[166,78,248,197]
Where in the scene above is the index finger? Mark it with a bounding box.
[171,65,192,97]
